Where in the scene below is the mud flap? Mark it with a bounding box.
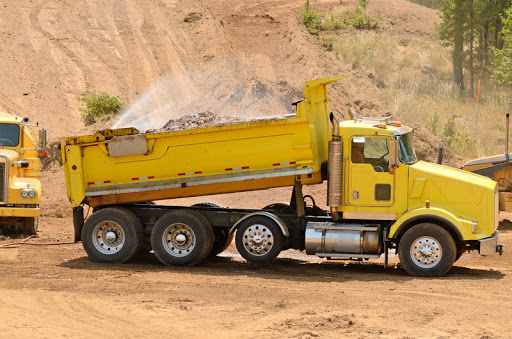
[73,206,84,242]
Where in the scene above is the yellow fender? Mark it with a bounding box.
[389,206,474,241]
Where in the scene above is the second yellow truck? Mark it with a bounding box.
[61,75,501,277]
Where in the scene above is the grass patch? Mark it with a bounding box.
[300,1,378,33]
[333,32,397,87]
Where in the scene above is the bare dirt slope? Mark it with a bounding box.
[0,0,508,337]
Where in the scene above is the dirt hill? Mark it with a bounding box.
[0,0,463,213]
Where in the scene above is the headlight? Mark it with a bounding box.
[21,189,36,199]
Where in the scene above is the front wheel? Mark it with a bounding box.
[22,217,37,236]
[398,223,456,277]
[235,216,284,264]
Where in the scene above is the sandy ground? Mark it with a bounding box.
[0,0,509,337]
[0,215,511,338]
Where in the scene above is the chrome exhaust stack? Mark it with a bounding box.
[328,113,343,220]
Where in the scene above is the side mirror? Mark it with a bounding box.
[389,139,398,168]
[38,129,47,149]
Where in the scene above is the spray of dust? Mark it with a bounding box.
[112,62,303,132]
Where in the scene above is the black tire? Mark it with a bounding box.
[191,202,224,209]
[454,249,465,263]
[82,207,143,263]
[208,228,234,257]
[151,210,214,266]
[235,216,284,264]
[191,203,231,258]
[262,203,289,211]
[22,217,37,236]
[398,223,456,277]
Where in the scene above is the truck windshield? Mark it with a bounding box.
[399,133,417,165]
[0,123,20,147]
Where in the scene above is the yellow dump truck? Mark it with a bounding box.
[0,112,46,235]
[62,75,501,277]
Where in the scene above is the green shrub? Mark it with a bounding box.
[301,0,322,32]
[346,7,379,29]
[322,12,342,30]
[77,91,125,126]
[442,114,456,146]
[429,105,439,135]
[441,114,473,151]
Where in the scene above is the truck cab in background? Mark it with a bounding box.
[0,112,46,235]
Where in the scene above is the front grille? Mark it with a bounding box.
[0,162,5,203]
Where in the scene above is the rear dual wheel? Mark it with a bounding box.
[191,202,233,258]
[82,207,143,263]
[209,228,234,257]
[151,210,214,266]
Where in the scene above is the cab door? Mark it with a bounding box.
[348,135,395,207]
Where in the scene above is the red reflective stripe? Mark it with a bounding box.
[132,176,155,181]
[88,180,111,185]
[273,161,296,166]
[225,166,250,171]
[178,171,202,176]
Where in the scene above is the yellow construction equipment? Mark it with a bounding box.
[464,113,512,214]
[0,112,46,235]
[62,75,501,277]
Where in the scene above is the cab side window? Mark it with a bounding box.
[351,137,389,172]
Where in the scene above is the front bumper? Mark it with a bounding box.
[479,231,503,256]
[0,206,40,218]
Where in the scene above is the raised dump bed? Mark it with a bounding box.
[62,75,340,208]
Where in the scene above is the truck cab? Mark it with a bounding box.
[0,112,46,235]
[323,117,500,275]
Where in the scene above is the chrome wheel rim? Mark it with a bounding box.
[93,220,125,254]
[410,236,443,268]
[162,223,195,257]
[242,224,274,256]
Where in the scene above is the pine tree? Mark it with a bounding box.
[492,5,512,84]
